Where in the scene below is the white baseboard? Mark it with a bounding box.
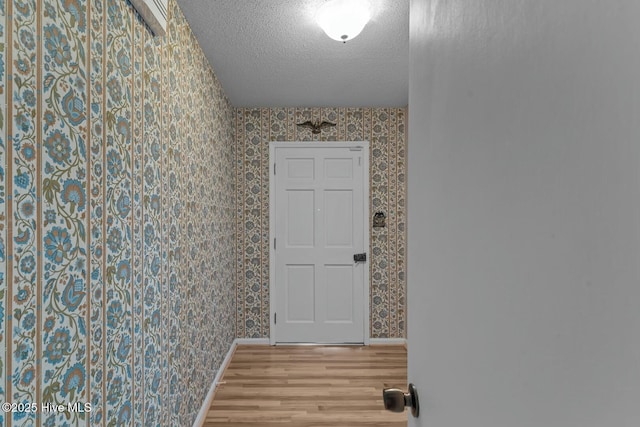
[235,338,270,345]
[193,338,271,426]
[369,338,407,346]
[192,339,238,427]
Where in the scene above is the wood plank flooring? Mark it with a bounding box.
[202,345,408,427]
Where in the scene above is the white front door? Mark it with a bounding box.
[270,142,369,344]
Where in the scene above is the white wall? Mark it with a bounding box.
[408,0,640,426]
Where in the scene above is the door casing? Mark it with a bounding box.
[269,141,370,345]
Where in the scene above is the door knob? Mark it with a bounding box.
[383,383,419,417]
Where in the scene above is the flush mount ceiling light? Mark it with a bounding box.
[316,0,371,43]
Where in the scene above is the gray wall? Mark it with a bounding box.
[408,0,640,426]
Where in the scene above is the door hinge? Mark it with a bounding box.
[274,312,277,324]
[274,163,276,175]
[274,238,276,250]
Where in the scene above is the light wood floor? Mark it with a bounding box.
[202,345,408,427]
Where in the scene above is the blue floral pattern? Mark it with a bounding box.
[5,0,40,423]
[132,9,145,423]
[39,0,89,425]
[104,0,133,423]
[142,29,163,423]
[88,0,105,423]
[1,0,236,426]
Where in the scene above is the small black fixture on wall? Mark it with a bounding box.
[373,212,386,228]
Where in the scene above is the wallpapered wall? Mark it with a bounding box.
[235,108,407,339]
[0,0,236,426]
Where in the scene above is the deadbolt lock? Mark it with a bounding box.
[353,253,367,263]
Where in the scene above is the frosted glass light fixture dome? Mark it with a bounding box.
[316,0,371,43]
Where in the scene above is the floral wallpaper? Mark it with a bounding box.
[235,108,407,339]
[0,0,236,426]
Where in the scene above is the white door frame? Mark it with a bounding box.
[269,141,370,345]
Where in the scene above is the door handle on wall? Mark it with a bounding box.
[353,253,367,263]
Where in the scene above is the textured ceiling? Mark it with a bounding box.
[176,0,409,107]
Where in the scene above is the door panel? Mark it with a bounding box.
[286,190,315,247]
[324,190,353,247]
[325,158,353,179]
[272,143,368,344]
[325,265,354,322]
[287,158,315,179]
[285,265,315,322]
